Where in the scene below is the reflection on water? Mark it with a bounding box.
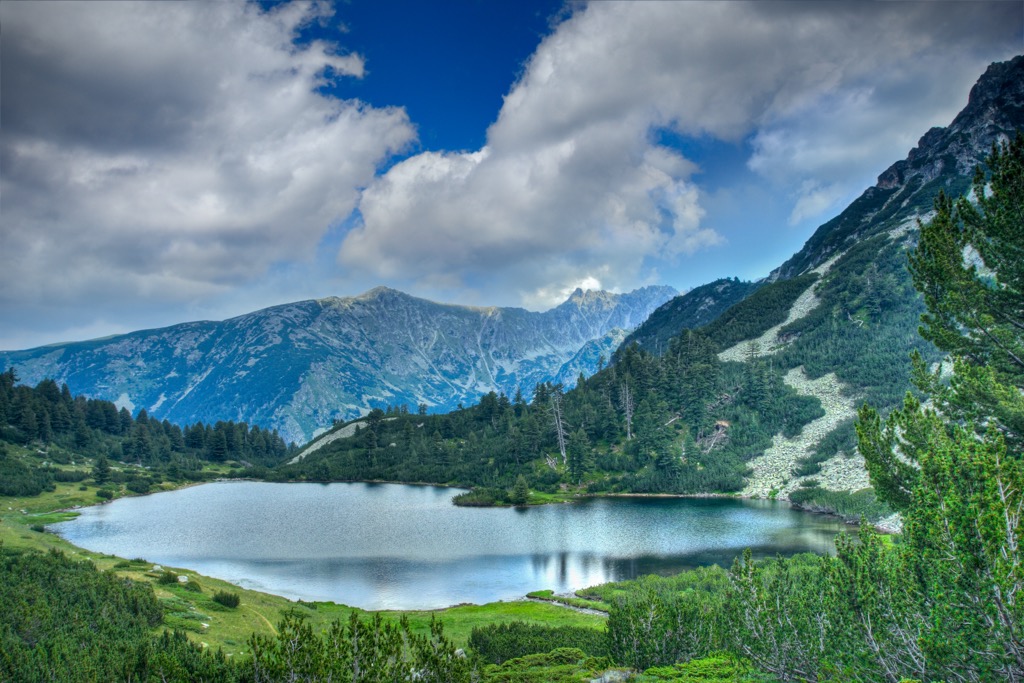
[53,481,852,609]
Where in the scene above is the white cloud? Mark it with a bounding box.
[1,0,415,313]
[339,1,1019,304]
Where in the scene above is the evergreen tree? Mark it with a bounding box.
[855,136,1024,680]
[92,455,111,485]
[510,474,530,505]
[566,428,592,484]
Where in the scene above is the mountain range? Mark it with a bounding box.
[0,285,675,444]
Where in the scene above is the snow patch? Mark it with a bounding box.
[114,393,135,413]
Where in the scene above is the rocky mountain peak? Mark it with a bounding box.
[876,55,1024,191]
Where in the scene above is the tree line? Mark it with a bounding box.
[0,369,295,496]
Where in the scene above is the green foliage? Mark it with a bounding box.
[468,620,608,664]
[452,487,509,506]
[905,135,1024,451]
[213,590,240,608]
[0,372,296,501]
[509,474,530,505]
[605,570,731,671]
[726,551,830,681]
[480,647,613,683]
[848,136,1024,680]
[639,653,771,682]
[787,487,891,523]
[700,273,819,351]
[158,570,180,584]
[0,547,236,682]
[0,448,54,496]
[248,611,474,682]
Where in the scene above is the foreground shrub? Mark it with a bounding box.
[469,620,608,664]
[213,590,240,608]
[157,571,179,585]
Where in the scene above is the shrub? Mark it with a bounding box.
[126,478,151,494]
[469,621,607,664]
[452,488,507,506]
[157,571,178,585]
[96,489,114,500]
[212,590,240,608]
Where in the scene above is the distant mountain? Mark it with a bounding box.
[0,285,676,444]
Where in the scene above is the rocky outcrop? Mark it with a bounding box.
[741,368,858,499]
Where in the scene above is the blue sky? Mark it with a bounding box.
[1,0,1021,350]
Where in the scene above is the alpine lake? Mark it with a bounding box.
[53,481,851,610]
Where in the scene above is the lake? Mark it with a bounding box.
[53,481,852,610]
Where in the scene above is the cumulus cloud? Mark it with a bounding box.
[1,1,415,320]
[339,1,1019,305]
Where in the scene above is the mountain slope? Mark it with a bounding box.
[615,278,762,356]
[0,286,675,444]
[709,55,1024,500]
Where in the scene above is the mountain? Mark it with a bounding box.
[677,55,1024,503]
[615,278,762,357]
[0,285,676,444]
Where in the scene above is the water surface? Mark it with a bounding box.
[54,481,850,609]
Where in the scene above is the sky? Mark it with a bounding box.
[1,0,1021,351]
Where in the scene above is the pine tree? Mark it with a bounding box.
[92,455,111,485]
[855,136,1024,680]
[566,428,592,484]
[510,474,530,505]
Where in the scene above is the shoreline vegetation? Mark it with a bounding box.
[0,479,607,657]
[0,473,863,660]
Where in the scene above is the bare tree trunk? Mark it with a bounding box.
[620,382,634,440]
[551,392,568,464]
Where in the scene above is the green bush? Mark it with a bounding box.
[469,621,607,664]
[452,487,507,506]
[212,590,240,608]
[157,571,178,585]
[96,488,114,500]
[788,486,891,522]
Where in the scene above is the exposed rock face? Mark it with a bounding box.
[774,55,1024,281]
[0,286,676,444]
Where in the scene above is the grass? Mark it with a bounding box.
[526,589,610,613]
[1,476,605,658]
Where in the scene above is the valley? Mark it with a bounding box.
[2,46,1022,683]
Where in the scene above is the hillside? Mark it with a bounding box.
[0,285,675,444]
[615,278,761,357]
